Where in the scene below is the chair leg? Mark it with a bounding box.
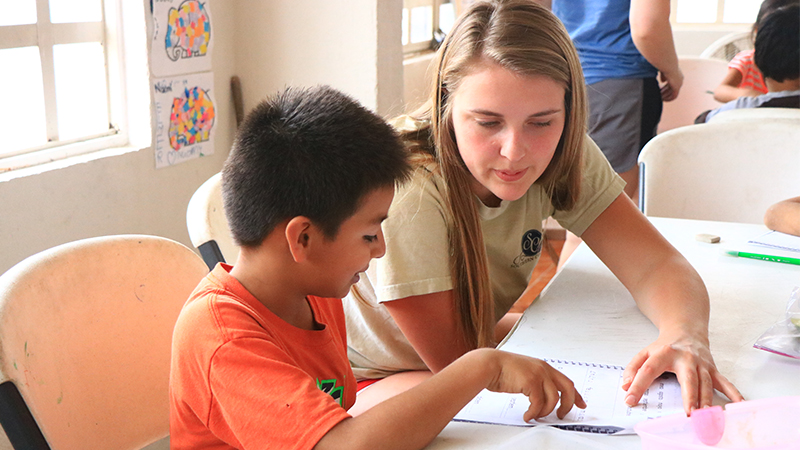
[0,382,50,450]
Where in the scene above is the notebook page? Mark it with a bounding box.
[453,359,682,434]
[748,231,800,253]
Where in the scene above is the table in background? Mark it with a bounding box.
[425,217,800,449]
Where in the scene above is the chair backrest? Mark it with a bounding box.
[658,57,729,134]
[708,107,800,124]
[699,31,753,61]
[638,121,800,224]
[0,235,208,450]
[186,172,239,270]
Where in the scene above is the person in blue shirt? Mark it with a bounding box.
[550,0,682,202]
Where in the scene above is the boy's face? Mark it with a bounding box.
[309,186,394,299]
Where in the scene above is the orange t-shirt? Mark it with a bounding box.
[729,50,768,94]
[169,264,356,450]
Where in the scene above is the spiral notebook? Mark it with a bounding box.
[452,358,683,435]
[747,231,800,253]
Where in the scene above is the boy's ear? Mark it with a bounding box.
[285,216,313,263]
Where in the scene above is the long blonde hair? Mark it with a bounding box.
[399,0,588,349]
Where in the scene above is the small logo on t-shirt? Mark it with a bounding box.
[317,378,344,407]
[511,229,542,268]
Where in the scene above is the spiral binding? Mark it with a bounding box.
[543,358,624,371]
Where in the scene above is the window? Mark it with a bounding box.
[0,0,132,172]
[672,0,763,25]
[402,0,457,55]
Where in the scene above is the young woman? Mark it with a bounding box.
[344,0,742,414]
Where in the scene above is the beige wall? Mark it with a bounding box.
[232,0,403,119]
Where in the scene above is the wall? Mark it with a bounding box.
[232,0,403,119]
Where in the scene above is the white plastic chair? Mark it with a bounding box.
[657,57,730,134]
[186,172,239,270]
[638,121,800,224]
[708,107,800,124]
[699,31,753,62]
[0,235,208,449]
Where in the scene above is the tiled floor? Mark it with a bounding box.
[509,236,565,314]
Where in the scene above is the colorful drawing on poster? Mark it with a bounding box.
[165,0,210,62]
[169,86,215,150]
[153,72,215,168]
[150,0,213,77]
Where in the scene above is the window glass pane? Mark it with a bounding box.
[0,47,47,155]
[409,5,432,44]
[402,8,409,46]
[49,0,102,24]
[723,0,761,24]
[439,1,456,34]
[53,42,109,140]
[677,0,717,23]
[0,0,37,26]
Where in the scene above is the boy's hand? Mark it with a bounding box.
[485,350,586,422]
[621,332,743,414]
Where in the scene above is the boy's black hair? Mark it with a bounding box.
[754,4,800,82]
[221,85,411,247]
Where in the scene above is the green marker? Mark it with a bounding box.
[725,250,800,266]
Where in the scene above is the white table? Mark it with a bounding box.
[425,217,800,449]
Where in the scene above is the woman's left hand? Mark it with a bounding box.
[621,331,743,414]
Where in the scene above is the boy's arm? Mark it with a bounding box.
[764,196,800,236]
[629,0,683,101]
[713,69,763,103]
[314,348,585,450]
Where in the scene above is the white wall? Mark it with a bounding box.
[233,0,404,119]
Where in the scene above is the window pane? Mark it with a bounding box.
[723,0,761,23]
[677,0,717,23]
[53,42,109,140]
[49,0,102,24]
[0,0,37,26]
[0,47,47,155]
[402,8,409,46]
[409,6,432,44]
[439,1,455,34]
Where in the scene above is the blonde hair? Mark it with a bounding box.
[399,0,588,349]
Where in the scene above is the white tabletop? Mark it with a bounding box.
[425,217,800,449]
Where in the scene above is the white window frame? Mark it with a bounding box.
[402,0,452,55]
[671,0,760,28]
[0,0,130,172]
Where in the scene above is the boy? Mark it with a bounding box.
[698,4,799,123]
[169,85,585,449]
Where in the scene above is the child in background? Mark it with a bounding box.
[169,85,585,450]
[712,0,797,103]
[765,197,800,237]
[699,4,799,122]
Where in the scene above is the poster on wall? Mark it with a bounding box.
[150,0,213,77]
[153,71,216,169]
